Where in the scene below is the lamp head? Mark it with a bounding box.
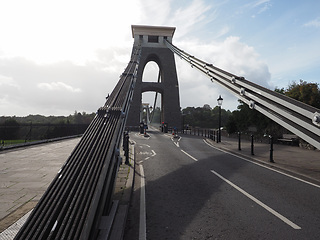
[217,95,223,106]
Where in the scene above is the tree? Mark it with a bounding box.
[285,80,320,108]
[181,106,231,129]
[1,117,20,140]
[226,100,283,138]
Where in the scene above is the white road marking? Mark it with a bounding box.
[171,136,181,148]
[151,150,156,157]
[181,149,198,162]
[138,151,152,155]
[203,139,320,189]
[179,147,301,230]
[173,141,179,147]
[137,148,156,164]
[210,169,301,230]
[139,164,147,240]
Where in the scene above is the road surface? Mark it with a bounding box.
[124,128,320,239]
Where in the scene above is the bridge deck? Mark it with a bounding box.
[1,133,320,238]
[0,138,80,232]
[0,137,134,238]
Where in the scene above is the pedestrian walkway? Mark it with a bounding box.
[0,138,81,234]
[205,136,320,184]
[0,137,135,239]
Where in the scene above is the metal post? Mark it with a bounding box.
[269,135,274,163]
[251,134,254,155]
[216,130,219,143]
[124,132,130,164]
[238,132,241,151]
[182,113,185,134]
[218,105,221,142]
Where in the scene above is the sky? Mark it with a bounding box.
[1,0,320,116]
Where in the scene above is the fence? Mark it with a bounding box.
[0,123,89,144]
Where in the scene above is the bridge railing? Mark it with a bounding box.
[14,46,141,240]
[165,40,320,150]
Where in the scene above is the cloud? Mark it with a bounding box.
[240,0,272,18]
[174,36,271,110]
[169,0,212,38]
[0,57,121,116]
[136,0,213,39]
[37,82,82,93]
[0,0,273,116]
[177,36,271,86]
[0,75,19,88]
[304,17,320,28]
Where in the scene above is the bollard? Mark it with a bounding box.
[251,134,254,155]
[123,131,130,164]
[269,135,274,163]
[140,122,144,134]
[216,130,219,143]
[238,132,241,151]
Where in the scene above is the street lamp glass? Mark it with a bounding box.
[217,95,223,106]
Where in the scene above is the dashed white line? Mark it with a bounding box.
[180,147,301,230]
[180,149,198,162]
[203,139,320,189]
[210,169,301,230]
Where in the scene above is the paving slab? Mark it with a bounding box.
[0,138,81,233]
[0,136,136,239]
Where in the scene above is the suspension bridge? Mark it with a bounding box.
[13,25,320,239]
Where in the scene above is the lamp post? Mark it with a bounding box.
[217,95,223,142]
[181,111,185,134]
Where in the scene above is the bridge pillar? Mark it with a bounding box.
[126,25,181,129]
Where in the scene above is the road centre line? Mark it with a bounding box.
[210,169,301,230]
[139,164,147,240]
[179,147,300,229]
[181,149,198,162]
[203,139,320,189]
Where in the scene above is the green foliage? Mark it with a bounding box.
[226,101,283,137]
[0,111,95,142]
[0,111,95,125]
[0,117,20,140]
[226,80,320,137]
[182,104,232,129]
[285,80,320,108]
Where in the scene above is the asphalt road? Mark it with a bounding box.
[124,128,320,240]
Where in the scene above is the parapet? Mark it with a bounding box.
[131,25,176,47]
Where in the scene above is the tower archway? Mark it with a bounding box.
[126,25,181,129]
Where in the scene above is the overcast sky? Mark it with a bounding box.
[1,0,320,116]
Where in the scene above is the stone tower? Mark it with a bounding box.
[126,25,181,129]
